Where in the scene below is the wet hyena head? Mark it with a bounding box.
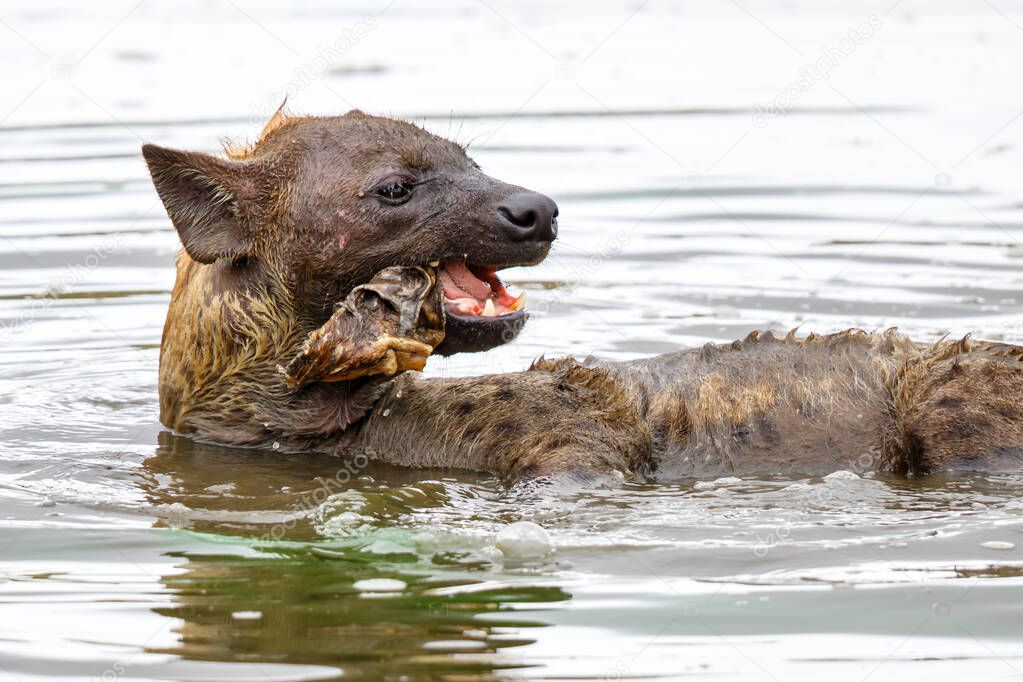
[142,109,558,354]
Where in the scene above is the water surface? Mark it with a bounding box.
[2,1,1023,679]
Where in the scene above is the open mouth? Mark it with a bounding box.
[430,259,531,356]
[437,260,526,319]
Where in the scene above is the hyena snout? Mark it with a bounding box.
[496,192,559,243]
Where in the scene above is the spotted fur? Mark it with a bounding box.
[146,112,1023,484]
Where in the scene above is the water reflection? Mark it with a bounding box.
[143,431,496,539]
[146,536,569,679]
[139,434,577,678]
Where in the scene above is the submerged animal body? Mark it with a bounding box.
[354,326,1023,482]
[144,110,1023,485]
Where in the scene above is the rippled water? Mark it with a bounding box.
[2,1,1023,679]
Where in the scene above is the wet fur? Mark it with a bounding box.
[147,112,1023,484]
[149,110,547,452]
[346,327,1023,483]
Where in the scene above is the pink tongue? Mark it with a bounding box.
[439,261,492,301]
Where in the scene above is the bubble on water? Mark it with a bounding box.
[693,481,716,491]
[158,502,191,528]
[496,521,553,561]
[981,541,1015,550]
[422,639,486,651]
[316,508,373,538]
[824,470,860,481]
[231,611,262,620]
[714,477,743,486]
[313,490,374,539]
[363,539,415,556]
[353,578,406,592]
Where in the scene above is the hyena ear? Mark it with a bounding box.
[142,144,263,264]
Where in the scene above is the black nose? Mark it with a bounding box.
[497,192,559,242]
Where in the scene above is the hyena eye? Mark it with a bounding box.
[375,180,414,205]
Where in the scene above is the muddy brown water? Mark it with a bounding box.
[1,1,1023,680]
